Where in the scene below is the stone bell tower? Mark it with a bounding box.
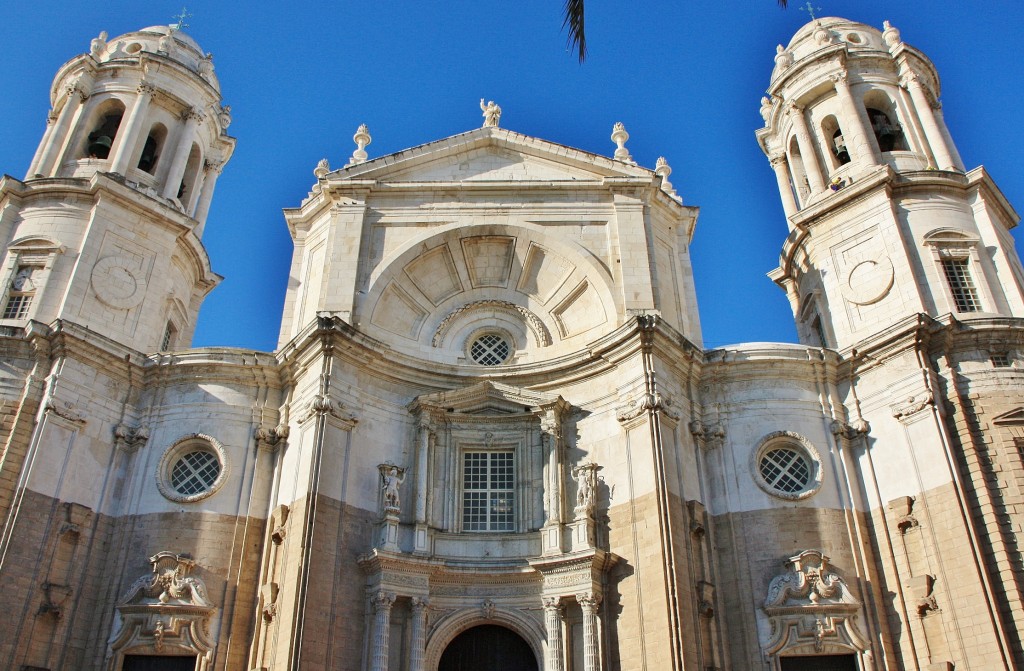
[757,17,1024,351]
[0,25,234,352]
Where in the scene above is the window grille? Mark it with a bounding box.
[941,258,981,312]
[170,450,221,496]
[759,447,812,494]
[470,334,510,366]
[992,352,1012,368]
[161,322,176,351]
[463,450,515,531]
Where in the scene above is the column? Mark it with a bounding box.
[541,413,563,526]
[109,82,155,175]
[369,591,396,671]
[161,106,204,199]
[769,154,799,219]
[413,418,431,554]
[33,81,87,177]
[26,109,59,179]
[902,73,957,170]
[830,71,879,169]
[576,592,602,671]
[787,103,826,194]
[409,597,428,671]
[543,597,565,671]
[191,160,223,234]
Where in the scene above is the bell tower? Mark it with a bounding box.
[758,17,1024,350]
[0,25,234,351]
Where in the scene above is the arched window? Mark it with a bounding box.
[137,123,167,174]
[787,135,810,204]
[863,91,907,152]
[178,142,203,210]
[82,100,125,160]
[820,115,850,168]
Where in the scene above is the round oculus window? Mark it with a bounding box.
[470,333,510,366]
[759,446,811,494]
[170,449,221,496]
[156,434,228,503]
[751,431,823,501]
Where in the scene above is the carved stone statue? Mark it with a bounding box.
[380,465,406,512]
[480,99,501,128]
[572,462,601,518]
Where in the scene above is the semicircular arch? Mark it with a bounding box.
[425,608,544,671]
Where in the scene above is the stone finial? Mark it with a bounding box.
[198,53,215,80]
[217,105,232,132]
[760,96,774,125]
[480,99,501,127]
[655,157,678,198]
[314,158,330,179]
[90,31,108,59]
[775,45,794,70]
[813,21,832,46]
[158,29,175,55]
[348,124,372,165]
[882,20,902,49]
[611,122,633,163]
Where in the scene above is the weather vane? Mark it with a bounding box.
[799,2,823,21]
[170,7,192,32]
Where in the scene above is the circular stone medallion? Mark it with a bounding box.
[842,256,894,306]
[91,256,146,309]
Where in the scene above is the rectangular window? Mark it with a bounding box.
[811,313,829,348]
[161,322,176,351]
[462,450,515,532]
[992,352,1012,368]
[2,265,40,320]
[942,258,981,312]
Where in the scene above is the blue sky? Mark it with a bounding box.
[2,2,1021,351]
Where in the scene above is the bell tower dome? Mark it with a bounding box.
[758,18,1024,350]
[0,26,234,351]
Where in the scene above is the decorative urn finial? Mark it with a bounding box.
[655,157,678,198]
[349,124,372,165]
[882,20,902,50]
[611,122,633,163]
[313,158,330,179]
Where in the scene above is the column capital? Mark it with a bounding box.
[575,591,602,611]
[542,596,563,611]
[371,590,396,612]
[411,596,430,611]
[181,106,206,124]
[769,153,788,169]
[829,71,848,86]
[137,82,156,96]
[785,101,805,116]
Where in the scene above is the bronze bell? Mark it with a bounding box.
[88,135,113,159]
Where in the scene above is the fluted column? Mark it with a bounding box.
[415,418,430,525]
[769,154,799,219]
[191,160,223,233]
[409,597,428,671]
[787,103,826,194]
[161,106,204,199]
[369,591,396,671]
[576,592,602,671]
[830,71,878,169]
[902,73,957,170]
[109,82,155,175]
[543,597,565,671]
[33,81,88,177]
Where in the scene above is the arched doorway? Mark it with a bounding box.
[438,624,538,671]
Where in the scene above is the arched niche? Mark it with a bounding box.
[425,608,544,671]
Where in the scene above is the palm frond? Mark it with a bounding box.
[562,0,587,63]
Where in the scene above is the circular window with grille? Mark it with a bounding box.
[751,432,822,500]
[469,333,511,366]
[157,434,228,503]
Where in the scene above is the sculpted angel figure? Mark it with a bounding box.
[480,99,501,127]
[382,466,405,510]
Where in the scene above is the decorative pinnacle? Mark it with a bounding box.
[314,158,330,179]
[170,7,193,32]
[655,157,678,199]
[349,124,372,165]
[611,122,633,163]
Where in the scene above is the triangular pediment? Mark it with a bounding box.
[411,380,568,416]
[993,408,1024,425]
[331,127,652,184]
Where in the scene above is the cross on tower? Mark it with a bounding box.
[170,7,193,31]
[799,1,823,21]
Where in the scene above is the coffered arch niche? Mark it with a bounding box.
[359,223,619,364]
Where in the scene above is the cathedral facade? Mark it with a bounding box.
[0,16,1022,671]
